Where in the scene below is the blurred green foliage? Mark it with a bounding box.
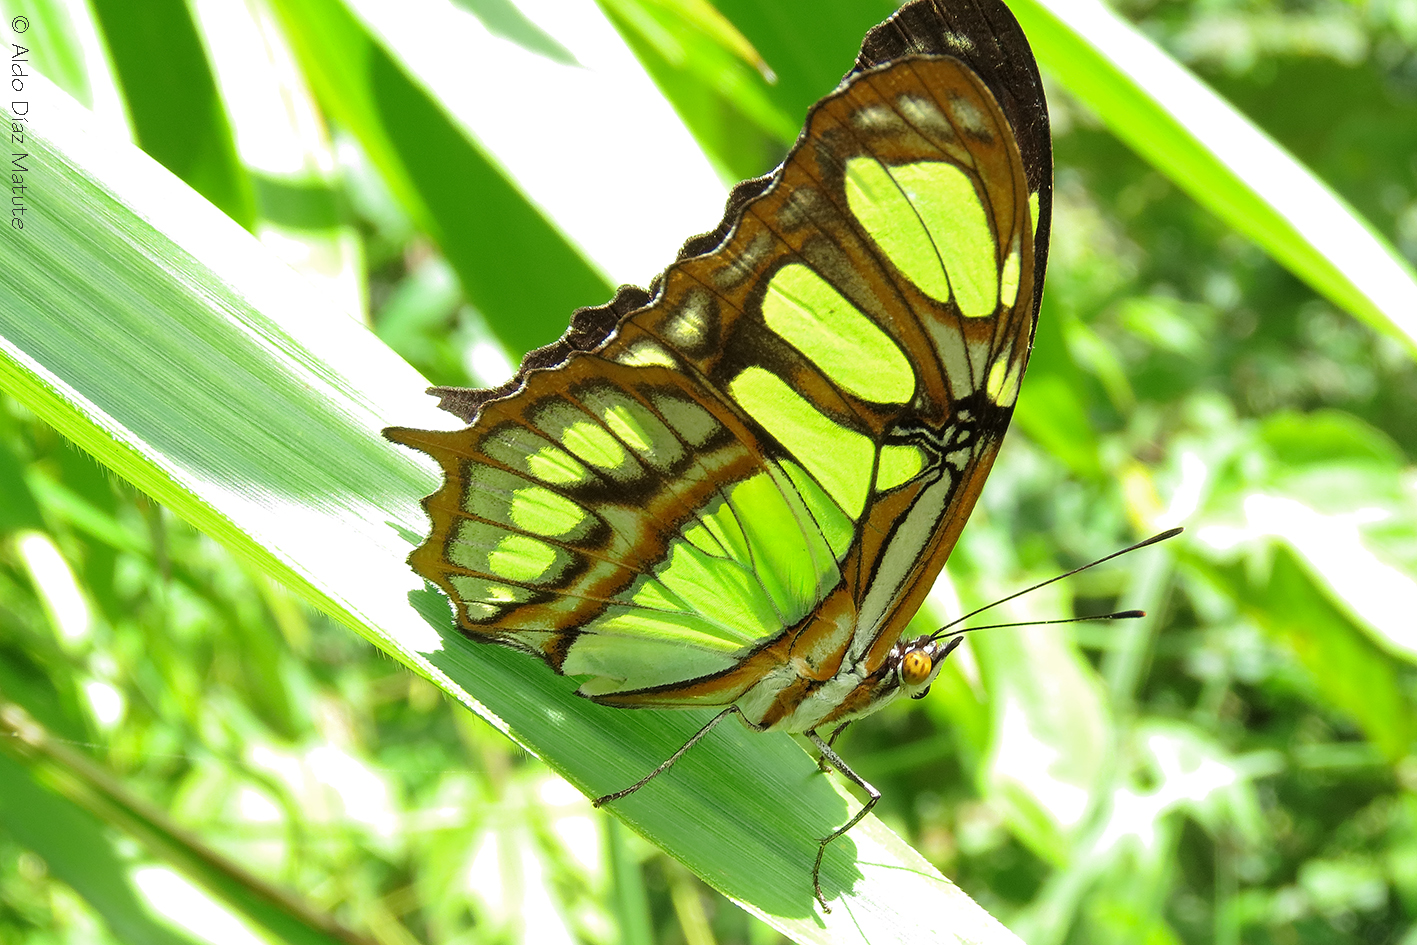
[0,0,1415,942]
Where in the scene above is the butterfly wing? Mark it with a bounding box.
[386,0,1051,731]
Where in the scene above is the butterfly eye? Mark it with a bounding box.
[901,650,933,686]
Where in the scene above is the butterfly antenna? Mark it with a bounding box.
[927,527,1183,643]
[935,609,1145,641]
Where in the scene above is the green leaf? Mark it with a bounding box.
[973,618,1112,865]
[1248,547,1415,762]
[1013,373,1103,479]
[0,439,44,534]
[89,0,256,230]
[0,701,372,945]
[0,752,202,945]
[1010,0,1417,354]
[1205,411,1417,667]
[605,817,655,945]
[996,226,1105,478]
[453,0,579,65]
[271,0,615,356]
[596,0,796,180]
[1260,409,1405,470]
[710,0,895,127]
[0,77,1019,945]
[2,0,91,105]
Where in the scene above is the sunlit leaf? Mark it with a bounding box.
[271,0,614,356]
[90,0,256,229]
[1248,547,1415,761]
[0,76,1020,944]
[1010,0,1417,354]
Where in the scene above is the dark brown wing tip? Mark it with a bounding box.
[427,386,491,423]
[857,0,1054,347]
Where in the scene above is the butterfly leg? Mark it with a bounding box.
[817,722,852,771]
[806,729,879,913]
[593,705,747,807]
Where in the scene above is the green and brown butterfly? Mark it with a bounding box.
[386,0,1052,910]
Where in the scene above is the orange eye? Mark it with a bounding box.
[901,650,932,686]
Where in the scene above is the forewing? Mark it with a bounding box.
[387,0,1051,707]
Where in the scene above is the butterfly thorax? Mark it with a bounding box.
[747,625,959,733]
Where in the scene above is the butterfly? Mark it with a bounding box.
[385,0,1051,911]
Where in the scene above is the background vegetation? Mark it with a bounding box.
[0,0,1415,943]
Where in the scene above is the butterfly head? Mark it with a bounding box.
[891,634,964,701]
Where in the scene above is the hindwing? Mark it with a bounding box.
[387,0,1052,729]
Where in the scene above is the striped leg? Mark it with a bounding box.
[817,721,852,772]
[593,705,750,807]
[807,730,880,913]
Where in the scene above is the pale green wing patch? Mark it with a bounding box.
[728,366,874,518]
[431,359,869,699]
[730,469,840,619]
[761,263,915,404]
[986,356,1024,407]
[577,385,687,472]
[561,419,628,469]
[572,463,849,696]
[567,627,741,695]
[509,485,589,536]
[844,156,999,317]
[447,516,576,597]
[1000,232,1022,309]
[448,517,571,581]
[647,537,785,641]
[781,460,854,560]
[482,422,593,486]
[460,464,594,540]
[532,398,645,484]
[877,444,926,491]
[446,575,537,622]
[487,533,560,582]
